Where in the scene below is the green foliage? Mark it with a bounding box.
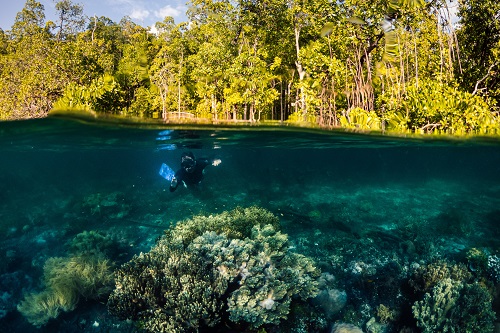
[10,0,47,40]
[456,0,500,104]
[381,79,500,135]
[53,0,85,40]
[339,107,382,131]
[287,111,317,124]
[107,207,320,332]
[52,75,116,111]
[2,0,500,136]
[17,231,115,327]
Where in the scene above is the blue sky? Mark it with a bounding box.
[0,0,189,31]
[0,0,461,33]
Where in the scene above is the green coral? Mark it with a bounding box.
[411,259,495,333]
[17,231,115,327]
[165,205,280,245]
[409,260,471,293]
[412,278,495,333]
[413,278,463,332]
[68,230,114,257]
[107,207,320,332]
[376,304,396,324]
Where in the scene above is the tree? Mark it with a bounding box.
[456,0,500,104]
[54,0,86,40]
[10,0,47,39]
[187,0,237,120]
[150,18,190,120]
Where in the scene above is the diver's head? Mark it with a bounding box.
[181,152,196,173]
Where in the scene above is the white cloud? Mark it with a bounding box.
[155,5,183,19]
[148,25,159,35]
[130,8,150,21]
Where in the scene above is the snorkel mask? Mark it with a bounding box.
[181,153,196,173]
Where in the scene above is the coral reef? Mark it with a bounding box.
[487,255,500,283]
[411,258,496,333]
[277,302,329,332]
[17,231,115,327]
[409,260,471,293]
[330,322,363,333]
[107,207,320,332]
[465,248,489,276]
[412,278,495,333]
[82,192,129,219]
[376,304,396,324]
[164,205,281,245]
[365,316,389,333]
[412,278,463,332]
[68,230,114,257]
[312,273,347,320]
[312,288,347,320]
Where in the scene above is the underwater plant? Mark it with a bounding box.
[17,231,115,327]
[107,207,320,332]
[68,230,114,258]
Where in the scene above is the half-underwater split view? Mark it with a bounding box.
[0,117,499,333]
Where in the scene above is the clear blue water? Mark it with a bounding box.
[0,117,499,332]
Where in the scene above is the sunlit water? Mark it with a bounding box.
[0,117,499,332]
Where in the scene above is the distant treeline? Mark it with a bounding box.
[1,0,499,135]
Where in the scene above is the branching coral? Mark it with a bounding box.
[411,258,496,333]
[487,254,500,283]
[409,260,471,293]
[412,278,463,332]
[165,205,281,245]
[412,278,495,333]
[107,207,320,332]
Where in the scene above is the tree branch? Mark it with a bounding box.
[473,61,499,95]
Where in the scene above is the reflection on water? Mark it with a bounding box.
[0,118,499,333]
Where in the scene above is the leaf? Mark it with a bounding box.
[389,0,426,12]
[383,30,399,62]
[347,17,367,25]
[320,22,335,37]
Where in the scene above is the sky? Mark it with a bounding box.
[0,0,461,34]
[0,0,189,31]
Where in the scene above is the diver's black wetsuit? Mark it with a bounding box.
[169,158,210,192]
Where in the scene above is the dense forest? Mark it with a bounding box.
[1,0,499,134]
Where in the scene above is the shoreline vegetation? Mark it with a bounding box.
[1,0,500,136]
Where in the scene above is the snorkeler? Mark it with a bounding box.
[169,151,221,192]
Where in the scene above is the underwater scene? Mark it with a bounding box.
[0,118,499,333]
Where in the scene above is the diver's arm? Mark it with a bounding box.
[198,157,221,167]
[169,171,182,192]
